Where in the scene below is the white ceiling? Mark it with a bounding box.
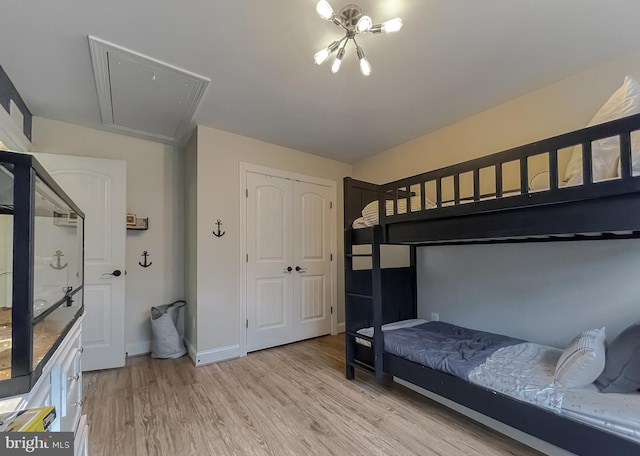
[2,0,640,163]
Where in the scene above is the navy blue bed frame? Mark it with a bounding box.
[343,113,640,455]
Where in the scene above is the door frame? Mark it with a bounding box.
[239,163,338,357]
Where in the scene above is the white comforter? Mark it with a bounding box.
[469,342,640,442]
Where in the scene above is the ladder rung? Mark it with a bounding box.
[347,331,372,341]
[350,359,375,373]
[346,292,373,299]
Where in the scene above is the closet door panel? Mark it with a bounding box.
[293,182,332,340]
[246,173,293,351]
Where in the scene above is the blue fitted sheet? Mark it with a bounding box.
[383,321,524,379]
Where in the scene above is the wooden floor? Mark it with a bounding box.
[83,335,542,456]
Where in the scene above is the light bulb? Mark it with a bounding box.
[359,57,372,76]
[314,40,341,65]
[331,58,342,74]
[356,46,371,76]
[331,48,345,74]
[382,17,403,33]
[314,48,331,65]
[316,0,334,20]
[356,15,372,33]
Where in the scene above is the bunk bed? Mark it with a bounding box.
[343,112,640,456]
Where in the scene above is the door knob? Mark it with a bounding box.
[102,269,122,277]
[295,266,306,273]
[283,266,293,273]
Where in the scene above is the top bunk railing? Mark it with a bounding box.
[376,113,640,226]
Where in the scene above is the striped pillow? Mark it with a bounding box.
[554,327,606,389]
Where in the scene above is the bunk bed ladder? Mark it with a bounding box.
[345,225,385,382]
[371,225,384,381]
[344,226,357,380]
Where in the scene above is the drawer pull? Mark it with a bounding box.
[68,373,80,382]
[72,400,83,407]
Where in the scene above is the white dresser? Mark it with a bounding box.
[0,317,87,455]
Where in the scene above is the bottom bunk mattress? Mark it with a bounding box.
[355,320,640,443]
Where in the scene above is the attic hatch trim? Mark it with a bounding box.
[88,35,209,146]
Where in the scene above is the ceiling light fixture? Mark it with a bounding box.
[314,1,402,77]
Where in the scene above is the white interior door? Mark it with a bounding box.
[246,171,332,352]
[293,181,332,340]
[35,153,126,371]
[246,172,293,352]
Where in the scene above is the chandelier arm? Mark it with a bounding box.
[336,35,349,49]
[334,17,349,31]
[352,35,363,56]
[338,37,349,53]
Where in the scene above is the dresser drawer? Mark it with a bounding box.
[60,377,82,433]
[60,348,79,412]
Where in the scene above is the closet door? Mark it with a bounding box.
[246,171,333,352]
[293,181,332,340]
[246,173,294,351]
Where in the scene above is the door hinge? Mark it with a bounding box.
[246,254,248,262]
[330,201,333,209]
[246,319,248,328]
[330,253,333,261]
[331,306,333,314]
[246,189,248,198]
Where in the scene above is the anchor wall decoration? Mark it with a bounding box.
[139,251,152,268]
[49,250,68,270]
[213,219,225,238]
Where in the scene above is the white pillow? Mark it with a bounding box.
[564,76,640,185]
[554,327,606,389]
[529,171,550,191]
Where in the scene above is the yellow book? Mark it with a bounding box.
[0,406,56,432]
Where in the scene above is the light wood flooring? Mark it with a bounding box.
[83,335,542,456]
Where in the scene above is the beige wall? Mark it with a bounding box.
[351,49,640,346]
[190,125,351,360]
[32,117,185,355]
[353,49,640,184]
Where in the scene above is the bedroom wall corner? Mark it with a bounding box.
[184,128,198,358]
[190,125,351,357]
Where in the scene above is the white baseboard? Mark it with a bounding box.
[394,378,572,456]
[194,344,240,366]
[125,340,151,357]
[337,322,345,333]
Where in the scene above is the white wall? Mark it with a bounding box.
[352,49,640,345]
[418,242,640,347]
[32,117,185,355]
[190,125,351,361]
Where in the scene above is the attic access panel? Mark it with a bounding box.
[88,36,209,145]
